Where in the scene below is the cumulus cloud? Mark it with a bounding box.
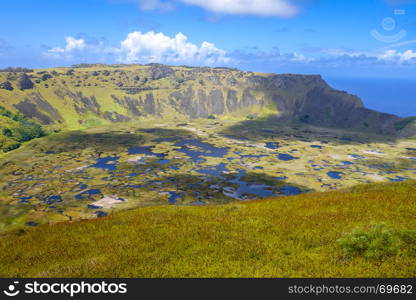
[43,31,229,66]
[117,31,229,65]
[45,36,109,59]
[378,49,416,62]
[323,48,416,64]
[180,0,298,17]
[43,35,118,65]
[47,37,86,55]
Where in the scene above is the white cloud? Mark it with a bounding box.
[180,0,298,17]
[323,48,416,64]
[378,49,416,62]
[45,37,106,59]
[290,52,314,62]
[43,31,229,66]
[116,31,229,65]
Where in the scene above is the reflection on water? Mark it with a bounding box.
[175,139,228,162]
[327,171,343,179]
[90,156,119,171]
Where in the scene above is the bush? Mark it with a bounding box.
[337,223,416,260]
[2,140,20,152]
[12,124,45,142]
[2,128,12,137]
[0,106,46,152]
[41,73,53,81]
[0,81,13,91]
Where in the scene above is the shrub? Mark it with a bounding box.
[2,140,20,152]
[0,81,13,91]
[0,106,46,152]
[12,124,45,142]
[337,223,416,260]
[2,128,12,137]
[41,73,53,81]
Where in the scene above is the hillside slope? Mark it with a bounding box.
[0,181,415,278]
[0,64,414,137]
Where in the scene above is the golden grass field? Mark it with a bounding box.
[0,180,414,278]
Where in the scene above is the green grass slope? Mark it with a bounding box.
[0,106,45,153]
[0,181,415,278]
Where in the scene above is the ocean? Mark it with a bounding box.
[325,77,416,118]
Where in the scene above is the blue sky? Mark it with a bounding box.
[1,0,416,78]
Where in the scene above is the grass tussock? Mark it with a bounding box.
[0,181,415,278]
[337,223,416,260]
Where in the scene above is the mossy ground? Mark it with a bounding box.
[0,119,415,231]
[0,180,414,277]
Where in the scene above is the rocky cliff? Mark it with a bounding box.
[0,64,413,137]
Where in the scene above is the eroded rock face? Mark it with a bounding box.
[17,74,34,90]
[149,65,175,80]
[14,93,62,125]
[66,91,101,115]
[103,111,131,122]
[0,64,413,136]
[167,86,262,118]
[237,73,405,134]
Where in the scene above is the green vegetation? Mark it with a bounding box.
[0,64,414,278]
[0,106,46,152]
[0,119,414,231]
[0,181,414,277]
[394,117,416,131]
[0,64,413,137]
[337,223,416,260]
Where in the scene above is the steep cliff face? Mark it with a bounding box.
[246,74,403,135]
[0,64,413,136]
